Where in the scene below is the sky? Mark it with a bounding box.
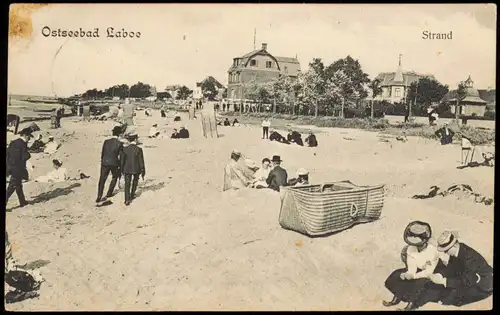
[8,3,497,97]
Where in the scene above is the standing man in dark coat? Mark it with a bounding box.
[429,231,493,307]
[6,128,32,208]
[266,155,288,192]
[120,133,145,206]
[434,123,455,145]
[96,126,123,203]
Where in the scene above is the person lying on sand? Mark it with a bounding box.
[43,136,60,155]
[250,158,271,189]
[223,150,256,191]
[287,168,310,186]
[457,152,495,169]
[269,130,291,144]
[34,159,68,183]
[232,119,240,127]
[429,231,493,307]
[383,221,444,311]
[5,231,45,304]
[28,134,46,153]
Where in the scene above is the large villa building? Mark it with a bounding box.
[226,43,300,102]
[373,56,436,104]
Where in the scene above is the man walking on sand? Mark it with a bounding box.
[96,126,123,203]
[6,128,33,208]
[120,133,146,206]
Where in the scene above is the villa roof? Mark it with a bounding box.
[374,71,436,87]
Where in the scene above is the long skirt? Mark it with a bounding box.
[385,268,444,307]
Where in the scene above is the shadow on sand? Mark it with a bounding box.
[30,183,82,205]
[136,181,166,197]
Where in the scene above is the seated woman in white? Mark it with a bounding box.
[35,159,68,183]
[251,158,271,188]
[43,137,60,154]
[383,221,445,311]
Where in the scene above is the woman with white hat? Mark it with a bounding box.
[383,221,444,311]
[287,168,310,186]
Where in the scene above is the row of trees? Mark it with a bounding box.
[239,56,452,118]
[80,82,154,99]
[79,83,197,101]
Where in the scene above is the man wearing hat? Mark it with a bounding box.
[429,231,493,306]
[96,126,124,203]
[266,155,288,192]
[120,133,146,206]
[6,128,32,208]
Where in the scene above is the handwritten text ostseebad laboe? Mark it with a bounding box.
[41,26,141,38]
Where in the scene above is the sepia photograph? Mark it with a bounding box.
[6,3,495,311]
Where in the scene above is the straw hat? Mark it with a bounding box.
[231,149,241,156]
[437,231,458,252]
[296,168,309,176]
[403,221,432,246]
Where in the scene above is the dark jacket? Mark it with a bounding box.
[270,131,290,144]
[305,134,318,147]
[120,143,145,176]
[178,129,190,139]
[101,137,123,167]
[445,243,493,293]
[266,165,288,191]
[6,138,31,179]
[287,131,304,146]
[29,140,45,153]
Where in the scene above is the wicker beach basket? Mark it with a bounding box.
[279,180,385,236]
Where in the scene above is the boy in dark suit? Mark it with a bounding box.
[266,155,288,192]
[96,126,123,202]
[6,128,32,208]
[120,133,146,206]
[430,231,493,306]
[178,126,190,139]
[305,130,318,147]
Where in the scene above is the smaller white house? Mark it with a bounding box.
[194,76,225,100]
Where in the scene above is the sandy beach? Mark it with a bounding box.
[5,111,494,311]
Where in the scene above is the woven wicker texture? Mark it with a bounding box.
[279,180,385,236]
[200,111,218,138]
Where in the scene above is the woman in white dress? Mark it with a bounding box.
[383,221,446,310]
[251,158,271,188]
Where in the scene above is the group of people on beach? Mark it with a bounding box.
[223,151,310,192]
[260,118,318,147]
[384,221,493,310]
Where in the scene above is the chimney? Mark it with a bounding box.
[262,43,267,50]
